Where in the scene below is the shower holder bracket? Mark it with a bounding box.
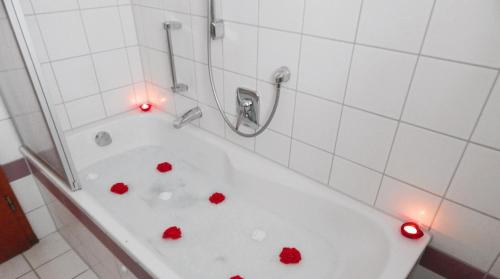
[163,21,182,30]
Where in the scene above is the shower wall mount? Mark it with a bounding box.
[163,21,188,93]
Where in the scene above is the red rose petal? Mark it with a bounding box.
[162,226,182,240]
[209,192,226,204]
[279,247,302,264]
[230,276,243,279]
[157,162,173,173]
[110,182,128,195]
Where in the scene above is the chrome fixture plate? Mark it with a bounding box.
[211,20,225,40]
[236,88,259,130]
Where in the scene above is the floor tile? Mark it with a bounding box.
[36,250,88,279]
[0,255,31,279]
[24,232,71,268]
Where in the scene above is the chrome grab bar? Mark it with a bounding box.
[163,21,188,93]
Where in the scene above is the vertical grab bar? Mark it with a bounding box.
[163,21,188,93]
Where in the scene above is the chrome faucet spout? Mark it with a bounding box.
[173,107,202,129]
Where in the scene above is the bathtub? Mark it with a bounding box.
[54,110,430,279]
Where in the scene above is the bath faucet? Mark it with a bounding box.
[173,107,202,129]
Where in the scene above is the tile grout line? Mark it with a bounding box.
[372,0,438,207]
[117,3,141,107]
[286,0,308,168]
[428,70,500,231]
[327,0,365,187]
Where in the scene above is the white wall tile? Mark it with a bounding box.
[386,124,465,195]
[423,0,500,68]
[258,28,301,87]
[260,0,304,32]
[82,7,125,52]
[147,83,175,114]
[138,6,166,50]
[11,175,44,213]
[25,16,49,63]
[255,129,291,166]
[164,0,189,13]
[166,11,194,59]
[54,104,72,131]
[146,48,172,89]
[447,144,500,219]
[126,47,144,83]
[298,36,352,102]
[223,22,258,77]
[403,57,497,138]
[119,6,138,46]
[36,250,88,279]
[189,0,208,16]
[222,0,258,25]
[26,206,56,239]
[102,85,136,115]
[37,11,89,60]
[19,0,34,15]
[376,176,441,227]
[93,49,132,90]
[357,0,434,53]
[289,140,333,184]
[52,55,99,102]
[30,0,79,13]
[431,201,500,271]
[473,81,500,150]
[0,98,8,120]
[303,0,362,42]
[199,104,225,137]
[345,45,417,118]
[66,95,106,127]
[292,93,341,152]
[336,107,397,171]
[78,0,117,9]
[174,57,197,100]
[0,119,22,164]
[329,156,381,204]
[40,63,62,104]
[257,81,295,136]
[195,62,223,109]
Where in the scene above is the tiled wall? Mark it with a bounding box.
[19,0,146,131]
[132,0,500,276]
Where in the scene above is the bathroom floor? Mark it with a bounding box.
[0,232,98,279]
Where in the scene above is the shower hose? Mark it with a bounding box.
[206,4,284,138]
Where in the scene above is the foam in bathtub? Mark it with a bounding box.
[81,146,339,279]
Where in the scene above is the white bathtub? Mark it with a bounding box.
[63,110,430,279]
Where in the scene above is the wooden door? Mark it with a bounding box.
[0,168,38,264]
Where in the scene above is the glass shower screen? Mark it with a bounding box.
[0,0,79,190]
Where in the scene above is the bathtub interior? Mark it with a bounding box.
[65,111,430,278]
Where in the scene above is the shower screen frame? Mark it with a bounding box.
[2,0,81,191]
